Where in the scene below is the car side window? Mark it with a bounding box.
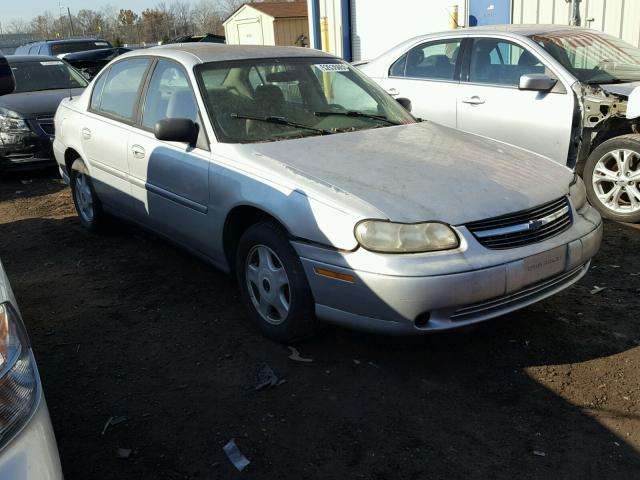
[392,39,461,80]
[98,58,150,122]
[28,45,39,54]
[90,69,109,111]
[469,39,548,86]
[141,60,198,130]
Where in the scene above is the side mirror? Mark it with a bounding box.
[396,97,412,112]
[519,73,557,92]
[154,118,198,145]
[0,56,15,96]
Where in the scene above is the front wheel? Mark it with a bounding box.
[584,135,640,223]
[236,222,319,343]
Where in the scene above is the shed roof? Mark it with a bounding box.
[225,2,308,23]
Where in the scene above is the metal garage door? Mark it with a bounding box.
[469,0,511,26]
[237,20,264,45]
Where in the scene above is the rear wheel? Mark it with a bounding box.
[70,158,104,232]
[236,222,319,343]
[584,135,640,223]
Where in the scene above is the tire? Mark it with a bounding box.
[236,222,319,343]
[70,158,104,232]
[584,134,640,223]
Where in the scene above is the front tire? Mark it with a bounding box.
[70,158,104,232]
[584,135,640,223]
[236,222,319,343]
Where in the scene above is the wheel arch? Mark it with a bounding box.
[222,205,290,272]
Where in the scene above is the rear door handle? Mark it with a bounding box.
[461,96,485,105]
[81,128,91,139]
[386,87,400,96]
[131,145,146,159]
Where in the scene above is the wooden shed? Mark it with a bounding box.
[223,2,309,47]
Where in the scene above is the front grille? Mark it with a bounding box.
[466,197,572,249]
[450,263,586,321]
[36,116,55,135]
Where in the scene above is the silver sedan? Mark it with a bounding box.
[53,44,602,342]
[358,25,640,223]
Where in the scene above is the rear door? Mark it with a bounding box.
[81,57,151,215]
[456,37,575,164]
[375,38,462,127]
[127,59,211,253]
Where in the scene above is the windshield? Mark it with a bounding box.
[11,60,88,93]
[51,41,112,55]
[531,30,640,84]
[195,57,415,143]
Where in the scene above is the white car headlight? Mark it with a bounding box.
[354,220,459,253]
[0,303,38,448]
[0,108,30,133]
[569,174,587,210]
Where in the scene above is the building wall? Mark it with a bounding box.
[223,6,275,45]
[274,18,310,46]
[512,0,640,47]
[309,0,466,61]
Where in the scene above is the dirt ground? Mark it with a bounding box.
[0,170,639,479]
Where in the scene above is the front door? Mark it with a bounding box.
[128,59,212,254]
[457,38,575,164]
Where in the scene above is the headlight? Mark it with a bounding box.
[569,174,587,210]
[0,108,30,133]
[354,220,459,253]
[0,303,38,448]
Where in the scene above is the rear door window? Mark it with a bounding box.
[97,58,150,122]
[392,39,461,80]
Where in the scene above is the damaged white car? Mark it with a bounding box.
[358,26,640,222]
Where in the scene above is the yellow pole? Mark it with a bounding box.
[320,16,332,101]
[450,5,459,29]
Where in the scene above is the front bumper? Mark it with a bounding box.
[294,204,603,334]
[0,120,56,171]
[0,393,63,480]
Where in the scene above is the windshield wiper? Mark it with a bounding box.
[230,113,334,135]
[314,110,400,125]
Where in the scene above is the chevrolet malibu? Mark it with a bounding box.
[53,45,602,342]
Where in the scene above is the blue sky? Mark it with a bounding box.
[2,1,160,22]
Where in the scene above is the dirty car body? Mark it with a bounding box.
[358,25,640,222]
[53,44,602,340]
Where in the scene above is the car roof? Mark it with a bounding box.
[461,24,599,36]
[7,55,62,62]
[121,43,334,66]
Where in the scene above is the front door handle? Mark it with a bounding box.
[461,96,485,105]
[131,145,146,159]
[81,128,91,139]
[386,87,400,97]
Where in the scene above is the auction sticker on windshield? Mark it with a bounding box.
[314,63,349,72]
[41,61,64,66]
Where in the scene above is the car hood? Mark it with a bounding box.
[0,88,84,118]
[600,81,640,97]
[246,122,574,225]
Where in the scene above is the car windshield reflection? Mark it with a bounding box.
[196,57,415,143]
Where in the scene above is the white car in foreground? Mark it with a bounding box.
[0,260,62,479]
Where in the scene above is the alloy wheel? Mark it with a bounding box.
[592,148,640,214]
